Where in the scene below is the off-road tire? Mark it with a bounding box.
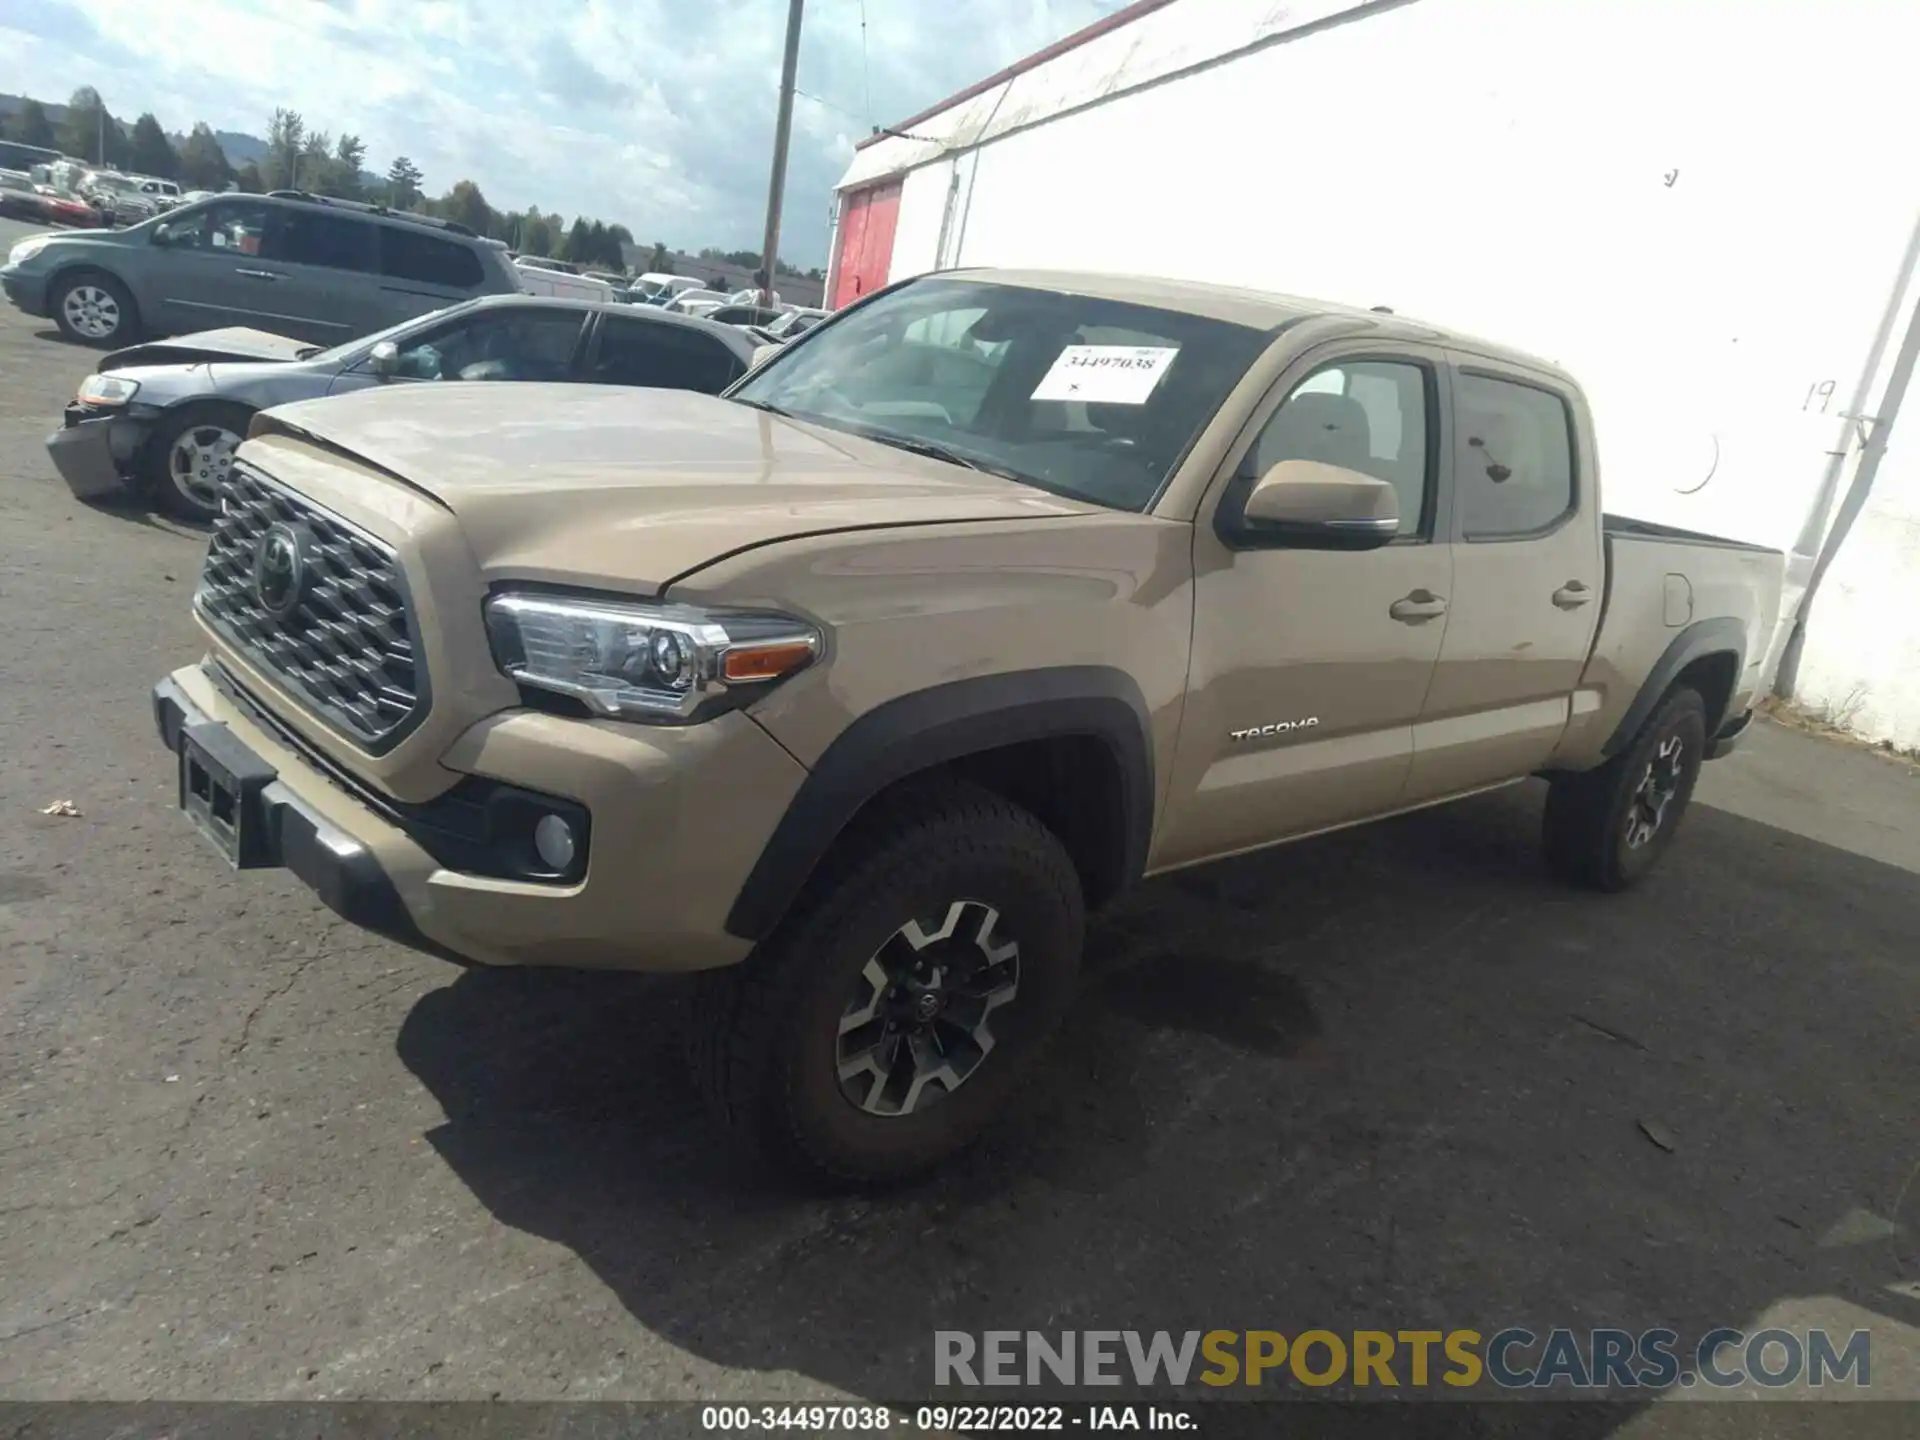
[689,776,1085,1185]
[50,269,139,347]
[1544,686,1708,891]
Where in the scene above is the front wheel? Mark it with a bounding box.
[690,778,1085,1184]
[144,404,253,522]
[51,271,138,347]
[1543,686,1708,891]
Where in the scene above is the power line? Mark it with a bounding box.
[794,87,865,124]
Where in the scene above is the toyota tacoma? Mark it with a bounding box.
[153,270,1785,1181]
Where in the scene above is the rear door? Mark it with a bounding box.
[1401,356,1604,803]
[256,206,383,343]
[582,313,747,394]
[1154,342,1456,869]
[377,226,490,326]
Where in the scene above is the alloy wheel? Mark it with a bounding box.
[1625,733,1687,849]
[835,899,1020,1117]
[62,285,121,340]
[168,425,242,511]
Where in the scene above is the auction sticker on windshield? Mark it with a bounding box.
[1032,345,1179,404]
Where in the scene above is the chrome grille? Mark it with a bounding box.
[195,463,425,751]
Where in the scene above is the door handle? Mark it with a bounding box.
[234,267,281,281]
[1389,590,1448,623]
[1552,581,1593,610]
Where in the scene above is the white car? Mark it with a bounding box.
[667,289,730,317]
[133,176,183,210]
[512,258,618,303]
[630,273,703,305]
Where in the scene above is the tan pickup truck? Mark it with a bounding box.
[153,269,1784,1181]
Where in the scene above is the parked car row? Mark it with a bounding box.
[44,294,760,521]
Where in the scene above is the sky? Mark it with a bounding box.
[0,0,1128,267]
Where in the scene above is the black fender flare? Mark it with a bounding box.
[1601,617,1747,757]
[725,667,1155,942]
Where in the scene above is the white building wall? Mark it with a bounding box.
[1793,439,1920,750]
[847,0,1920,749]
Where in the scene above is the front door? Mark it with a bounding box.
[1155,346,1456,869]
[152,199,281,334]
[1402,356,1604,803]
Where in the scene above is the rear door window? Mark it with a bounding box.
[590,316,744,393]
[266,209,377,273]
[1452,372,1577,539]
[379,227,485,289]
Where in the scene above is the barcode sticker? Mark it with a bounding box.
[1031,345,1180,404]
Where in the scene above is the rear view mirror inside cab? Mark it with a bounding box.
[1240,458,1399,549]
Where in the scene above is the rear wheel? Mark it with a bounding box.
[1543,686,1708,891]
[51,271,138,347]
[690,778,1084,1184]
[144,404,253,522]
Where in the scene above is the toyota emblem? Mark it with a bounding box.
[252,523,310,620]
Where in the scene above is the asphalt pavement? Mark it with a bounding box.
[0,216,1916,1423]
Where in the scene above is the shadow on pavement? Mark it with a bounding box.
[396,780,1920,1417]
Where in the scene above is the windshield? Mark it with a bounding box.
[730,277,1270,512]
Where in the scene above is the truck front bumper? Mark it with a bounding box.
[152,661,803,972]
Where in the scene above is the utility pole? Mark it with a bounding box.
[757,0,805,308]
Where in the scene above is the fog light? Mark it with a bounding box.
[533,813,577,872]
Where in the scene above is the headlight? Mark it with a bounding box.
[484,592,820,722]
[77,374,140,408]
[7,237,51,266]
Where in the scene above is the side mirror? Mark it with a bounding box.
[150,223,171,246]
[750,342,783,370]
[367,340,400,378]
[1240,459,1399,549]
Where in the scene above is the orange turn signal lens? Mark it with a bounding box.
[722,641,815,683]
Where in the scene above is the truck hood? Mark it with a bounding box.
[252,382,1098,591]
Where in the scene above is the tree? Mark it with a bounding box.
[58,87,122,166]
[560,217,592,263]
[264,108,305,190]
[385,155,423,209]
[297,129,333,191]
[327,134,366,197]
[234,161,265,194]
[585,220,609,267]
[648,241,670,272]
[440,179,493,236]
[177,124,232,191]
[519,207,555,257]
[4,99,56,150]
[128,113,178,179]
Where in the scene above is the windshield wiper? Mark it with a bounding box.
[732,396,792,418]
[850,427,1030,483]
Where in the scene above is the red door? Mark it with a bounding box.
[831,178,903,309]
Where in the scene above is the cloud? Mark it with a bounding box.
[0,0,1129,266]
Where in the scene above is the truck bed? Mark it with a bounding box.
[1603,514,1781,555]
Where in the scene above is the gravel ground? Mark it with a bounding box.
[0,216,1916,1425]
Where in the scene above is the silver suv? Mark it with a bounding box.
[1,190,523,348]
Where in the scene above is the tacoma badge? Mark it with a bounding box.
[1229,718,1320,741]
